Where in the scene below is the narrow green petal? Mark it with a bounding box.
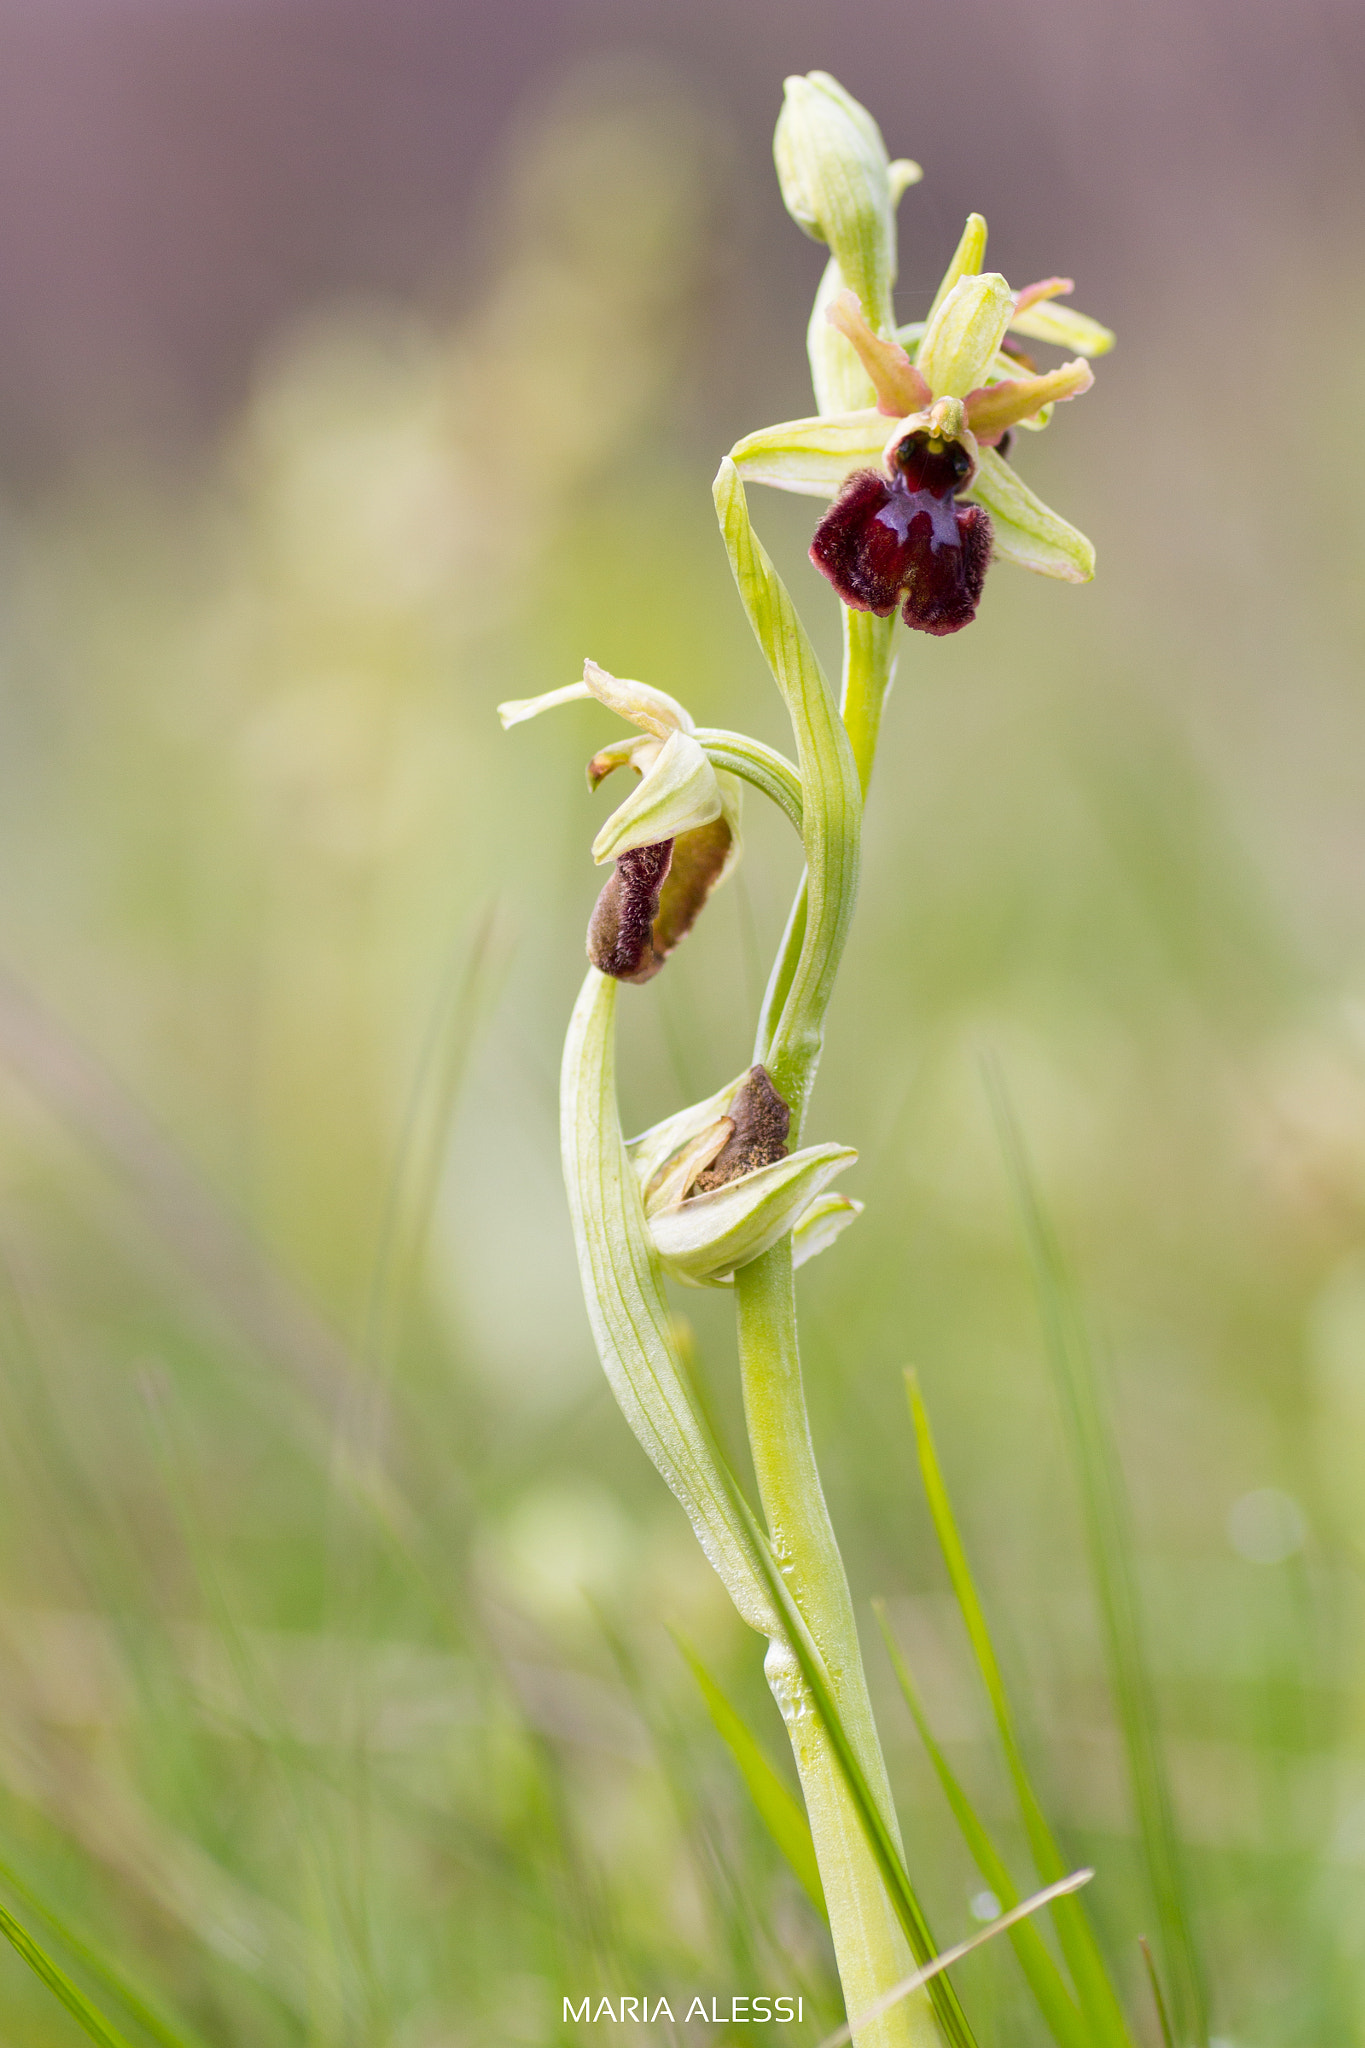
[968,447,1095,582]
[591,730,723,864]
[650,1143,856,1285]
[561,972,776,1633]
[497,681,592,729]
[918,273,1015,401]
[1009,300,1116,357]
[792,1192,864,1269]
[729,410,886,498]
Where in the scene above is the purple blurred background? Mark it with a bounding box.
[0,0,1360,474]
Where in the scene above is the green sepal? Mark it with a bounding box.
[923,213,988,328]
[729,410,885,499]
[808,257,878,416]
[792,1191,863,1269]
[497,680,591,729]
[649,1144,857,1286]
[968,447,1095,582]
[1009,300,1115,357]
[917,272,1016,401]
[591,729,724,864]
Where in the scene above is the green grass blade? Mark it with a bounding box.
[872,1602,1089,2048]
[672,1631,828,1921]
[819,1873,1095,2048]
[723,1484,980,2048]
[0,1895,139,2048]
[905,1373,1134,2048]
[1140,1938,1176,2048]
[983,1065,1209,2046]
[0,1857,205,2048]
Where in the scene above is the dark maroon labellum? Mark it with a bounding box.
[809,432,993,636]
[587,815,735,983]
[689,1065,790,1194]
[587,840,674,982]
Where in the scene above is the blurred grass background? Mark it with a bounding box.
[0,3,1361,2043]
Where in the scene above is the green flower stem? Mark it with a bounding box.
[737,1243,937,2048]
[752,610,893,1070]
[731,577,945,2044]
[841,609,897,796]
[756,878,807,1070]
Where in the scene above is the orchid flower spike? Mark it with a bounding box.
[498,660,743,983]
[627,1065,861,1287]
[731,205,1113,635]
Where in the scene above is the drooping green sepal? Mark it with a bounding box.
[591,730,724,864]
[967,447,1095,582]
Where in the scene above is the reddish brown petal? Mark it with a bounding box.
[901,503,992,636]
[809,469,916,616]
[587,840,673,982]
[825,290,933,416]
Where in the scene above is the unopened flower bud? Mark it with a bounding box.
[774,72,900,330]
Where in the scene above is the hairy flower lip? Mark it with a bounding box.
[809,465,993,636]
[730,214,1108,609]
